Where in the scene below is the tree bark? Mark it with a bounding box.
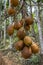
[37,3,43,54]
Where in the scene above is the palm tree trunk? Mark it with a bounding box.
[37,4,43,54]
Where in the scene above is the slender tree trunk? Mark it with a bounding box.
[4,0,7,46]
[37,4,43,54]
[29,0,36,41]
[9,0,13,49]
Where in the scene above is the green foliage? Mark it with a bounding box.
[37,0,43,3]
[34,23,38,34]
[37,0,40,3]
[6,0,9,8]
[0,0,4,11]
[41,0,43,2]
[6,19,9,26]
[25,0,30,5]
[30,54,40,64]
[16,13,22,21]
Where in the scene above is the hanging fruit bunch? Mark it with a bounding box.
[10,0,19,7]
[7,0,40,59]
[8,7,16,16]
